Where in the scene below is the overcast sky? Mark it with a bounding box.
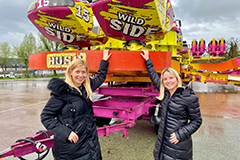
[0,0,239,46]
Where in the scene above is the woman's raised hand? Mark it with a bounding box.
[103,50,112,61]
[140,50,149,60]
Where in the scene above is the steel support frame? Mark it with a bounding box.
[94,86,158,137]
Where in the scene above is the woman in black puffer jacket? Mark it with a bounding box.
[41,50,111,160]
[141,50,202,160]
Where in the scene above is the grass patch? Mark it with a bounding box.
[0,74,65,80]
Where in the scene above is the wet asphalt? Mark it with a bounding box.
[0,79,240,160]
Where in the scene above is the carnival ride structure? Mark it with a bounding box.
[1,0,240,159]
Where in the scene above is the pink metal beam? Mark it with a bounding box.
[95,86,159,97]
[93,97,156,119]
[97,121,135,137]
[0,131,53,158]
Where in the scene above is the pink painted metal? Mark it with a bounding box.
[97,121,135,137]
[27,0,108,48]
[208,39,218,56]
[93,85,159,137]
[91,0,174,42]
[0,85,159,158]
[198,40,206,55]
[0,130,53,158]
[208,39,226,56]
[4,0,168,158]
[222,70,240,75]
[191,40,198,57]
[218,41,226,55]
[191,39,205,57]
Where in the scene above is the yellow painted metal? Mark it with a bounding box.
[228,81,240,85]
[93,38,126,50]
[171,59,181,74]
[192,39,197,48]
[28,0,240,85]
[183,71,230,83]
[145,31,181,53]
[212,38,218,45]
[219,37,225,46]
[93,0,174,42]
[199,38,205,47]
[191,56,225,62]
[63,46,80,51]
[125,42,146,51]
[67,2,106,40]
[92,26,182,54]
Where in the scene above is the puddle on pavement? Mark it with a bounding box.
[0,80,240,160]
[0,80,48,91]
[1,80,239,118]
[192,82,240,93]
[191,82,240,119]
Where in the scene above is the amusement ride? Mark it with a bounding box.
[1,0,240,159]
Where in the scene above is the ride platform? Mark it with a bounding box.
[29,50,174,82]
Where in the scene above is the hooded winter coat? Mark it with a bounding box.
[41,60,109,160]
[145,59,202,160]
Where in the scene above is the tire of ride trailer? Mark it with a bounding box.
[94,95,112,127]
[154,124,159,135]
[95,117,111,127]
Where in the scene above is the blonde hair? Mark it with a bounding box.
[65,58,93,101]
[158,67,182,100]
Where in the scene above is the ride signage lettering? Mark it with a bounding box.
[47,52,86,68]
[205,77,228,83]
[44,22,88,43]
[109,12,160,38]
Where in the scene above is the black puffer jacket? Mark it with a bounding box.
[145,59,202,160]
[41,60,109,160]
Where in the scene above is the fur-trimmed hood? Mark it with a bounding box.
[47,78,69,94]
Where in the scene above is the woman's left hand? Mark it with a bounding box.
[170,133,179,144]
[68,131,79,143]
[103,50,112,61]
[140,50,149,60]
